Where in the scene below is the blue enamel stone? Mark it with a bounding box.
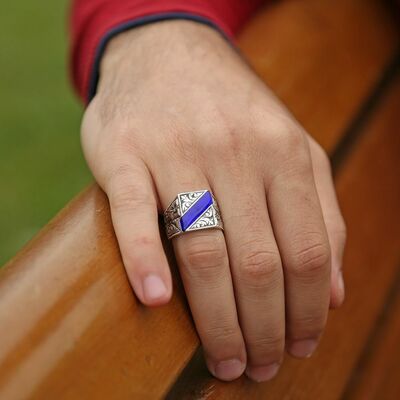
[180,191,213,231]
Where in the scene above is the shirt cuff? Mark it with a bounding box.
[86,13,230,102]
[69,0,264,102]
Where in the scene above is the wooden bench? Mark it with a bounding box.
[1,0,399,398]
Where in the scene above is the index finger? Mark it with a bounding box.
[103,157,173,306]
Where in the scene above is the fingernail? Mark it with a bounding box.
[246,363,280,382]
[214,359,245,381]
[142,274,167,302]
[289,339,318,358]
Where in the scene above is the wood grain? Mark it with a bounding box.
[0,191,198,399]
[0,0,399,399]
[343,273,400,400]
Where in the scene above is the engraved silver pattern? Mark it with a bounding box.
[163,190,223,239]
[164,198,180,223]
[179,191,205,214]
[186,206,215,230]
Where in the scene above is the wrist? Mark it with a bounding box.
[97,20,236,92]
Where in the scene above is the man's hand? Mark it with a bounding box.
[81,20,346,382]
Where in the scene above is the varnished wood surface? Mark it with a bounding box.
[344,270,400,400]
[0,191,197,400]
[0,0,399,399]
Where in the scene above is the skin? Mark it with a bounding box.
[81,20,347,383]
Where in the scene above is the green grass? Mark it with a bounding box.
[0,1,92,265]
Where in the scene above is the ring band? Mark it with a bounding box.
[163,190,224,239]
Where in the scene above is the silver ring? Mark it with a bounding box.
[163,190,224,239]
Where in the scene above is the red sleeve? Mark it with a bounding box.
[69,0,265,102]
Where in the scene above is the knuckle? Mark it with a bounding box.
[130,235,158,248]
[289,240,331,277]
[122,237,159,267]
[264,116,312,174]
[248,333,285,360]
[203,323,243,361]
[290,314,326,339]
[204,323,240,346]
[184,235,227,275]
[107,163,132,183]
[273,117,306,152]
[239,247,281,285]
[109,182,149,213]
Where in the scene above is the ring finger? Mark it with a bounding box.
[153,162,246,381]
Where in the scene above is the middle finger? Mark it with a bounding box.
[212,170,285,382]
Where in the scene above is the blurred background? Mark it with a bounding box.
[0,1,91,265]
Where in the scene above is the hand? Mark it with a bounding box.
[81,21,346,382]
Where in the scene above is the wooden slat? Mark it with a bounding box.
[343,271,400,400]
[169,73,400,399]
[0,0,398,399]
[0,193,196,400]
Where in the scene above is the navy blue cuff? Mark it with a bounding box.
[87,12,231,102]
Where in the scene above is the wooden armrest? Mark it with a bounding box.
[1,1,399,399]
